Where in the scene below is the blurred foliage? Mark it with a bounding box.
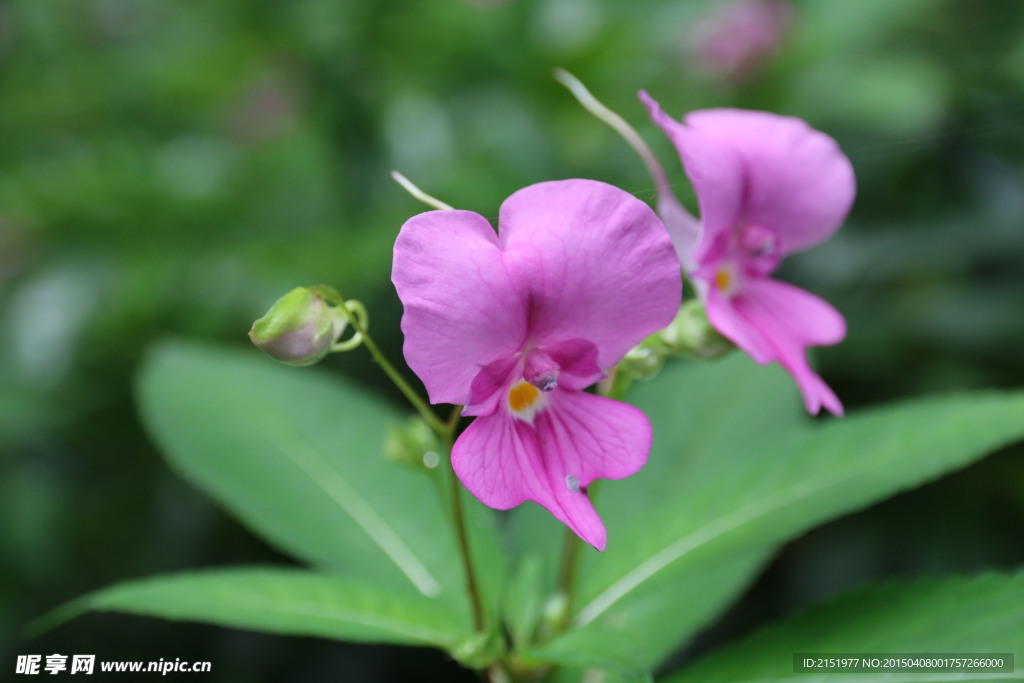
[2,0,1023,680]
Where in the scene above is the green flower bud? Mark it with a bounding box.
[450,631,504,670]
[660,300,733,359]
[619,335,670,380]
[248,286,347,366]
[382,417,441,470]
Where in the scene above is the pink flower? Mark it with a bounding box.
[392,179,681,549]
[686,0,794,84]
[641,94,855,415]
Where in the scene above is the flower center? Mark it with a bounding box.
[508,381,541,413]
[523,347,560,392]
[737,224,781,277]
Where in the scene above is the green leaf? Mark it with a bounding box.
[664,571,1024,682]
[561,356,1024,666]
[136,340,505,617]
[36,568,468,648]
[528,629,654,683]
[572,546,774,669]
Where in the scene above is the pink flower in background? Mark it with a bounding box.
[392,179,681,549]
[641,94,855,415]
[686,0,793,83]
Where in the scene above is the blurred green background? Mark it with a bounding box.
[2,0,1023,680]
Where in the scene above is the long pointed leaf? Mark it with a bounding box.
[136,341,506,614]
[37,568,469,648]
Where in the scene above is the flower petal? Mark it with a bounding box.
[687,108,855,257]
[641,95,855,260]
[393,210,527,405]
[465,356,520,417]
[656,184,704,270]
[497,179,681,370]
[707,279,845,415]
[452,389,651,550]
[538,389,652,484]
[545,338,602,390]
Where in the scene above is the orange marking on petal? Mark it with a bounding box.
[714,268,732,292]
[508,382,540,412]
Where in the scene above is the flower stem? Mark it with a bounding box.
[554,527,582,629]
[552,479,602,632]
[326,289,487,638]
[329,292,448,437]
[446,454,485,634]
[445,419,487,633]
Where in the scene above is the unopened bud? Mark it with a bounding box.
[249,286,348,366]
[450,631,503,670]
[660,300,733,359]
[540,591,569,633]
[619,336,669,380]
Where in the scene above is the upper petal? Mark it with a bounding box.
[641,96,855,261]
[452,389,651,551]
[392,210,527,405]
[684,108,855,257]
[497,179,682,369]
[707,279,845,415]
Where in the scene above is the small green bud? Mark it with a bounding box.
[618,335,670,380]
[248,286,347,366]
[535,590,569,640]
[660,300,733,359]
[450,630,504,669]
[383,417,441,470]
[542,591,568,624]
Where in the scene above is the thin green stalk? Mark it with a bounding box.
[554,524,583,629]
[441,405,487,634]
[445,402,464,433]
[446,450,485,634]
[335,295,486,634]
[552,480,602,632]
[331,297,448,437]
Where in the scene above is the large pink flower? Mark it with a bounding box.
[641,94,855,416]
[392,179,681,550]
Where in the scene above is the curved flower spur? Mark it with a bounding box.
[392,179,681,550]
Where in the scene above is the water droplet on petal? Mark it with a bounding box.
[565,475,580,493]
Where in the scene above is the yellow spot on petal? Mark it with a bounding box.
[508,382,540,413]
[714,267,732,292]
